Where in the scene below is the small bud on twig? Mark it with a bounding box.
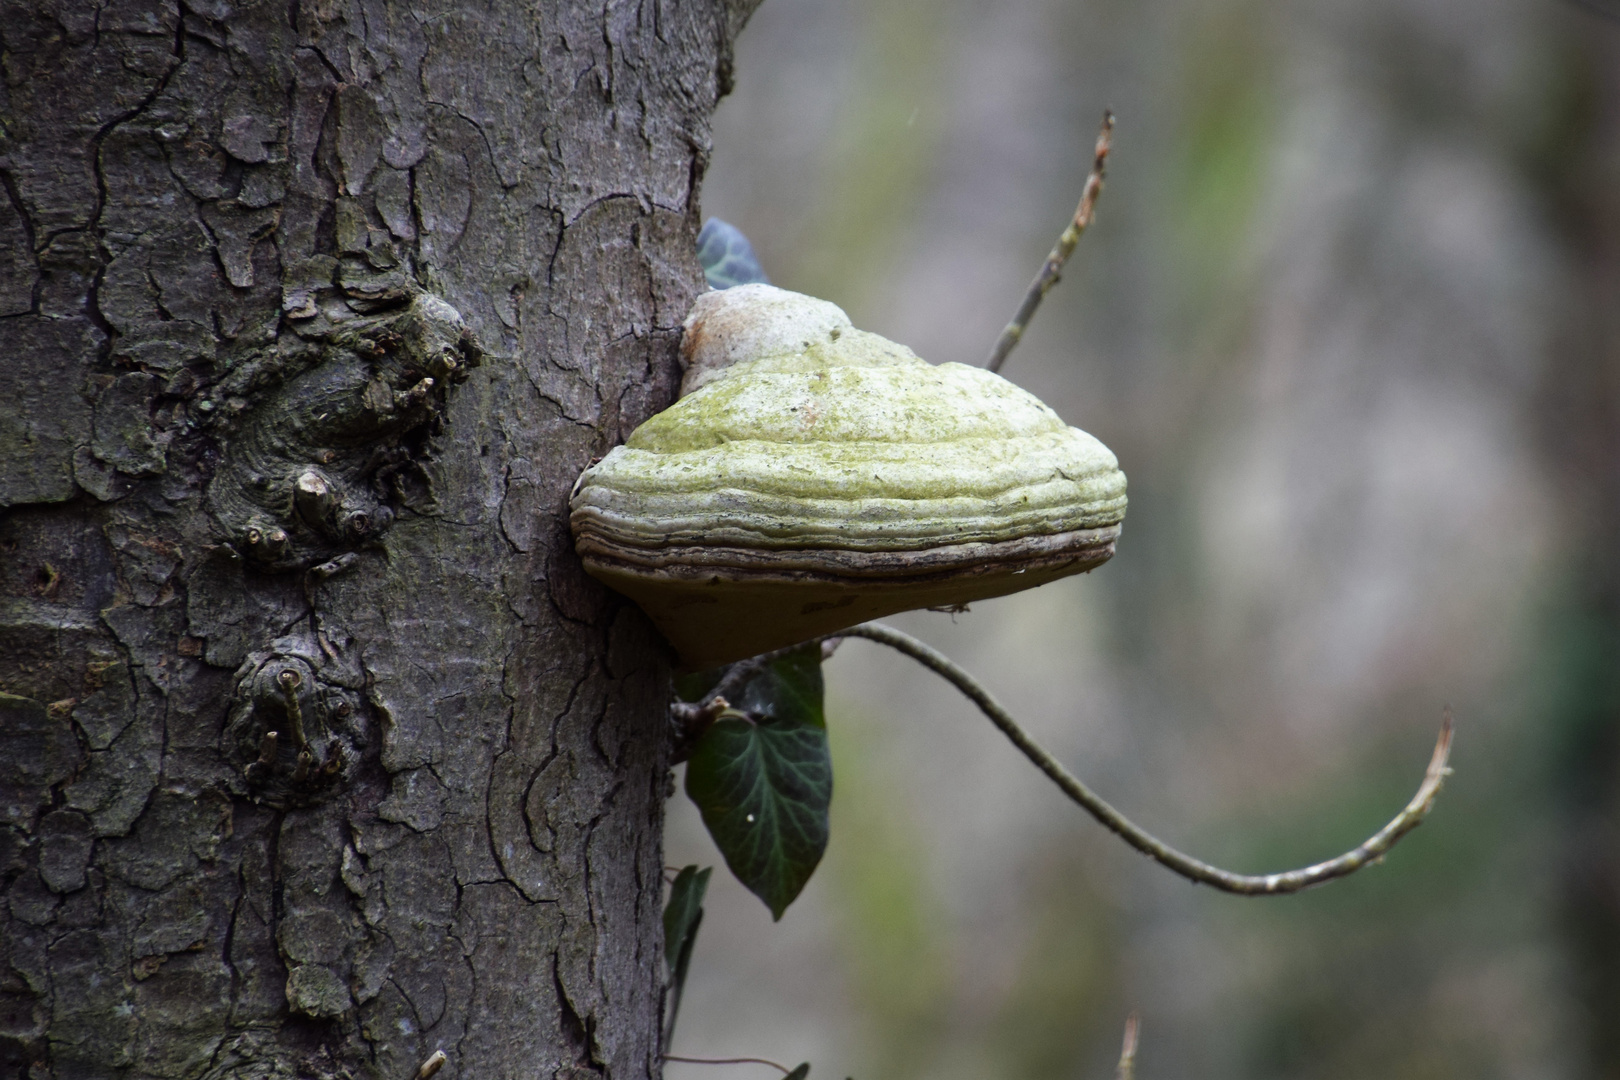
[1115,1014,1139,1080]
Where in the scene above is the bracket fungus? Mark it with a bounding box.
[570,284,1128,669]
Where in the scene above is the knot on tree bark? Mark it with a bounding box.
[224,627,369,808]
[203,291,483,572]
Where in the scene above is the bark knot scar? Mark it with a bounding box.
[202,291,483,572]
[227,628,368,807]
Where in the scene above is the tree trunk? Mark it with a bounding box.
[0,3,753,1078]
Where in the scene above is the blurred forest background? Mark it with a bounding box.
[663,0,1620,1077]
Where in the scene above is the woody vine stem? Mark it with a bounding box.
[965,110,1456,892]
[834,623,1454,895]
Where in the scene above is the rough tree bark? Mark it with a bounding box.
[0,3,757,1078]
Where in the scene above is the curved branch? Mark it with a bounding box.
[838,622,1454,895]
[664,1056,792,1075]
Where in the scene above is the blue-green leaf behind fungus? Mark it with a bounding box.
[697,218,770,289]
[685,644,830,919]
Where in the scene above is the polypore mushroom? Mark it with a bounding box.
[569,284,1127,670]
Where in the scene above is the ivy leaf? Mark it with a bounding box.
[685,644,831,919]
[729,643,825,729]
[697,218,770,290]
[783,1065,811,1080]
[663,865,711,977]
[662,864,711,1047]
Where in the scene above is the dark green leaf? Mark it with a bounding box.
[662,864,711,1047]
[697,218,770,289]
[784,1065,811,1080]
[663,865,711,976]
[731,644,824,729]
[685,644,831,919]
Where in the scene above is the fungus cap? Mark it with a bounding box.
[570,285,1127,669]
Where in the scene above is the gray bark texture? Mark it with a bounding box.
[0,2,758,1078]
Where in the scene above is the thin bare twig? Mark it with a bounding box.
[838,622,1454,895]
[986,110,1114,374]
[1115,1014,1139,1080]
[664,1056,793,1075]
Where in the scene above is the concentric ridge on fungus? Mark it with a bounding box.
[570,285,1127,669]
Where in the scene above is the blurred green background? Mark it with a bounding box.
[663,0,1620,1076]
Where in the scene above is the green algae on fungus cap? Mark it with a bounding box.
[570,285,1127,669]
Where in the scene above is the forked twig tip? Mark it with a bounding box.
[1425,708,1455,784]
